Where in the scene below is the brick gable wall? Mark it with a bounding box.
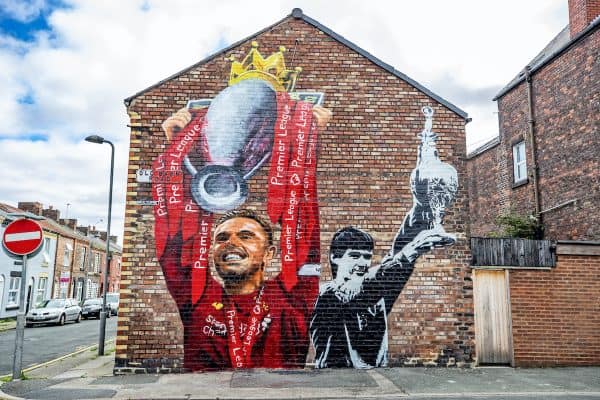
[118,16,473,372]
[467,27,599,241]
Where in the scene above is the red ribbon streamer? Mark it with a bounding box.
[153,96,321,308]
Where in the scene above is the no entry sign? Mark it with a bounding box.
[2,219,44,256]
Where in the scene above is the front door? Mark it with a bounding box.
[473,269,513,365]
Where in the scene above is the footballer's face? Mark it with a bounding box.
[212,217,274,281]
[332,249,373,283]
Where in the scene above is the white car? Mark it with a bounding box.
[26,298,82,327]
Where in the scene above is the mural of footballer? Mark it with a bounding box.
[310,106,459,368]
[152,42,332,370]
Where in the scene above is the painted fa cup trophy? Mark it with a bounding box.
[412,106,458,232]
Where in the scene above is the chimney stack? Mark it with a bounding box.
[60,218,78,230]
[568,0,600,38]
[17,201,43,216]
[42,206,60,221]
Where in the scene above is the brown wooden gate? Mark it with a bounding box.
[473,269,513,365]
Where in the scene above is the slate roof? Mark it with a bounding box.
[124,8,468,120]
[0,203,121,253]
[494,17,600,100]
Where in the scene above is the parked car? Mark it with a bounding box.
[81,298,111,319]
[26,298,82,327]
[106,293,120,316]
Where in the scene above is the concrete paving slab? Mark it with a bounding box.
[0,378,73,399]
[377,367,600,395]
[20,388,116,400]
[52,369,87,379]
[91,375,160,385]
[231,368,378,388]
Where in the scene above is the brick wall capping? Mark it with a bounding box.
[494,17,600,101]
[123,9,468,120]
[556,241,600,255]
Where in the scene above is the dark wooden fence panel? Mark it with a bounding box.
[471,237,556,268]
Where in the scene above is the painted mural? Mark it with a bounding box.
[152,42,328,370]
[151,42,457,371]
[310,106,458,368]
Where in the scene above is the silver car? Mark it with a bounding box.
[26,298,82,327]
[106,293,119,316]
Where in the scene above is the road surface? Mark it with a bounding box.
[0,316,117,375]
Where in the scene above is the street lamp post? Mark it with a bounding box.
[85,134,114,356]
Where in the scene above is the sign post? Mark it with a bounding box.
[2,218,43,380]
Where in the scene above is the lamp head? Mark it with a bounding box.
[85,135,105,144]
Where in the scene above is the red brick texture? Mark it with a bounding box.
[569,0,600,37]
[509,254,600,367]
[118,16,473,372]
[467,26,599,241]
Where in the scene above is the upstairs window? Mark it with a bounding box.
[78,247,87,271]
[8,277,21,306]
[92,252,101,273]
[42,237,52,264]
[63,243,73,267]
[512,141,527,183]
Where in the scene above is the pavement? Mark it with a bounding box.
[1,345,599,400]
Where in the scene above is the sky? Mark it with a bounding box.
[0,0,569,245]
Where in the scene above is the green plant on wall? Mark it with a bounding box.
[490,211,539,239]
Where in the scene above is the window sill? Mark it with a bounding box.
[512,178,529,189]
[5,305,19,311]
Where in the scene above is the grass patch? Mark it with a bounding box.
[0,371,30,383]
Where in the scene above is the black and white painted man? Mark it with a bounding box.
[310,106,458,369]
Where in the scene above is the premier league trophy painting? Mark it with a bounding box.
[152,42,328,370]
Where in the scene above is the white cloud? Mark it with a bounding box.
[0,136,128,242]
[0,0,46,22]
[0,0,570,243]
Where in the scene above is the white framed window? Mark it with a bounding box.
[44,237,51,252]
[94,253,101,273]
[42,237,52,264]
[76,281,83,301]
[8,277,21,306]
[86,279,93,299]
[60,282,68,299]
[78,247,87,271]
[63,242,73,266]
[35,277,48,306]
[512,141,527,183]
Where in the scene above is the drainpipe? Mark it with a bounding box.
[524,67,542,236]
